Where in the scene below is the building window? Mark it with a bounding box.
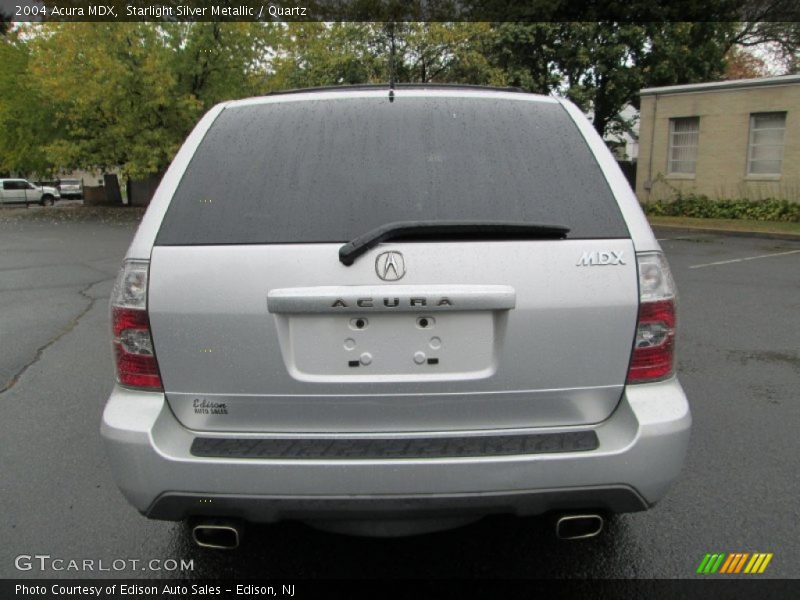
[668,117,700,175]
[748,112,786,176]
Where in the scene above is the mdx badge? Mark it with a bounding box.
[577,251,626,266]
[375,251,406,281]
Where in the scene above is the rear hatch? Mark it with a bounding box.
[148,91,638,433]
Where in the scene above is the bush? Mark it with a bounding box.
[643,195,800,223]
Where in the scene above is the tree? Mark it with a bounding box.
[639,22,737,91]
[1,17,772,177]
[1,10,11,37]
[485,23,562,93]
[733,1,800,72]
[0,28,57,176]
[724,46,769,79]
[20,22,278,178]
[554,23,649,137]
[27,23,191,178]
[268,22,501,90]
[386,23,502,85]
[485,22,736,137]
[165,22,279,105]
[268,23,387,89]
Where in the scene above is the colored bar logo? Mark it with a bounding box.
[697,553,773,574]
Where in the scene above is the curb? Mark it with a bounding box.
[650,223,800,242]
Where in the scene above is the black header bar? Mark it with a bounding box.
[4,0,800,23]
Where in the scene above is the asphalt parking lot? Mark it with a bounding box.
[1,216,798,579]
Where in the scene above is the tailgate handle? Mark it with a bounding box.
[267,285,516,314]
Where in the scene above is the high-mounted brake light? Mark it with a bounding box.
[110,260,162,390]
[627,252,677,384]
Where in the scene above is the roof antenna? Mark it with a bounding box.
[388,21,396,103]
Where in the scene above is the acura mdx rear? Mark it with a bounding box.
[101,86,690,544]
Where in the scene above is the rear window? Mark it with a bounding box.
[155,95,628,245]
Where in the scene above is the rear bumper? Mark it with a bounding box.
[101,378,690,522]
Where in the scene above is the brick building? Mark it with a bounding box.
[636,74,800,203]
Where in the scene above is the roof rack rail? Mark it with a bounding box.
[264,83,527,97]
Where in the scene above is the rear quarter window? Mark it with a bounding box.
[156,94,629,245]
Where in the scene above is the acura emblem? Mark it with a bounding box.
[375,251,406,281]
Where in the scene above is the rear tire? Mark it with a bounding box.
[40,195,55,207]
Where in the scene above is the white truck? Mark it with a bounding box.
[0,178,60,206]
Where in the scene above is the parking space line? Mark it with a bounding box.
[689,249,800,269]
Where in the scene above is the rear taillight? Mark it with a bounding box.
[627,252,677,384]
[110,260,162,390]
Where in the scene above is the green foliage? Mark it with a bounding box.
[267,23,502,90]
[0,12,11,37]
[6,22,278,179]
[165,22,279,104]
[0,30,57,176]
[555,23,649,136]
[0,18,751,177]
[28,23,193,178]
[268,23,387,89]
[639,23,737,95]
[643,195,800,223]
[388,23,503,85]
[484,23,562,93]
[485,22,736,136]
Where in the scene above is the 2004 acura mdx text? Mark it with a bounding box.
[101,86,690,548]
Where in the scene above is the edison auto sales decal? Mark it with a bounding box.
[193,398,228,415]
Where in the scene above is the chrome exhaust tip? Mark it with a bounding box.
[555,514,604,540]
[191,521,241,550]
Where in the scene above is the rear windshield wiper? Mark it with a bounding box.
[339,220,570,266]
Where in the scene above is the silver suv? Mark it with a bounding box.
[57,178,84,200]
[101,87,690,547]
